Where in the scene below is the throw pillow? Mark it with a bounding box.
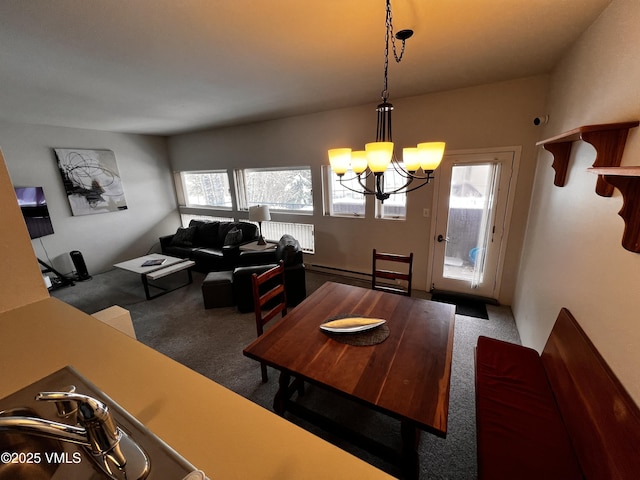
[223,227,243,246]
[171,226,196,246]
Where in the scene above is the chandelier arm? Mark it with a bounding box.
[402,175,436,194]
[399,169,437,181]
[382,176,415,196]
[338,175,376,196]
[391,158,410,177]
[388,159,419,181]
[357,172,376,194]
[411,171,436,181]
[379,178,424,197]
[340,170,372,183]
[378,172,436,197]
[390,158,438,181]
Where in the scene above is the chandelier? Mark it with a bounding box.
[327,0,445,202]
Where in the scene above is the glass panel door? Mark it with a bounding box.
[430,150,515,299]
[442,163,498,286]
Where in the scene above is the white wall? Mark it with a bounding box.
[0,121,180,275]
[513,0,640,403]
[168,75,549,303]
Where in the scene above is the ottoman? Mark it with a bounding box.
[202,271,234,308]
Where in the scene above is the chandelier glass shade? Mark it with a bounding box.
[327,0,445,202]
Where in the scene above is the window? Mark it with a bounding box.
[178,171,232,209]
[324,167,366,217]
[236,167,313,213]
[375,166,407,219]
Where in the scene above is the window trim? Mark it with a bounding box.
[322,165,367,218]
[374,166,408,220]
[177,170,234,210]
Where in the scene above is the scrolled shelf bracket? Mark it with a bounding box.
[537,121,639,196]
[589,167,640,253]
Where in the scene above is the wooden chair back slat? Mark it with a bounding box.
[251,261,287,382]
[372,249,413,296]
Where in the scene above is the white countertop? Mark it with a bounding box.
[0,298,393,480]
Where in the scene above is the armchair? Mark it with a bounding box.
[233,234,306,313]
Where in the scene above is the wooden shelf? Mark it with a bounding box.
[589,166,640,176]
[537,121,639,196]
[588,167,640,252]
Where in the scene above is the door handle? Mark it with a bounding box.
[437,234,449,243]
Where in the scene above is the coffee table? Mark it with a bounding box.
[243,281,455,479]
[113,254,195,300]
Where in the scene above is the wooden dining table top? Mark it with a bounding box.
[243,281,456,436]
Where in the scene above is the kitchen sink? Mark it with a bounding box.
[0,408,63,480]
[0,366,198,479]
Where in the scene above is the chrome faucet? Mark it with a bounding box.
[36,390,128,469]
[0,388,149,480]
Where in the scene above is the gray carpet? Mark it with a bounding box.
[51,267,521,479]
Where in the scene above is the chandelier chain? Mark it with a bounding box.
[382,0,407,101]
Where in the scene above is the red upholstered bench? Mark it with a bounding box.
[475,336,581,479]
[475,308,640,480]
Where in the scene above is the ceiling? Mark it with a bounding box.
[0,0,612,136]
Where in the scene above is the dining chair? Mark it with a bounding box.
[251,260,287,382]
[372,249,414,296]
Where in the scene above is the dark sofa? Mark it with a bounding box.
[232,234,306,312]
[160,220,258,272]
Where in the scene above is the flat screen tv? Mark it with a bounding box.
[14,186,55,239]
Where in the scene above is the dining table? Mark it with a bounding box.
[243,281,455,479]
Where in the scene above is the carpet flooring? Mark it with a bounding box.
[51,267,521,479]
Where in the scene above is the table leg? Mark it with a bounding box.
[401,421,420,480]
[273,371,291,416]
[141,274,152,300]
[140,268,193,300]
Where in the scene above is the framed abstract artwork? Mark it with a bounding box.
[54,148,128,216]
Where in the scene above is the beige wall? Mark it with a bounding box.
[169,75,549,303]
[1,121,180,275]
[1,74,547,304]
[0,148,49,313]
[513,0,640,402]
